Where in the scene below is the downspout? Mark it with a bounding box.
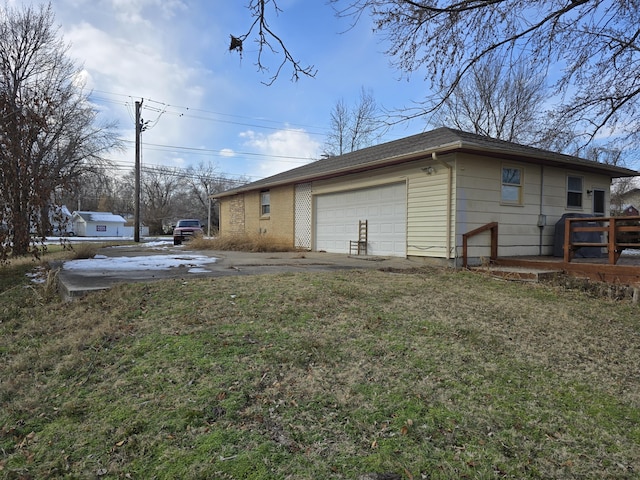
[432,152,453,260]
[539,165,545,256]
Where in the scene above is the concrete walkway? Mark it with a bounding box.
[56,245,423,300]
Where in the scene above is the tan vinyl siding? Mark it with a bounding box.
[456,154,544,258]
[406,158,454,258]
[456,154,613,259]
[312,162,416,195]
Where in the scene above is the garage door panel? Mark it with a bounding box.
[379,223,394,234]
[315,183,406,257]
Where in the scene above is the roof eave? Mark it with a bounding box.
[460,145,638,177]
[212,139,638,199]
[211,142,463,199]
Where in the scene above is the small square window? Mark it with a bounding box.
[260,191,270,216]
[567,176,583,208]
[501,166,522,204]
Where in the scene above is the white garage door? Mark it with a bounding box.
[314,182,407,257]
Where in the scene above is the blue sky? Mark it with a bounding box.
[12,0,429,182]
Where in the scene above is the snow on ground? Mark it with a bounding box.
[44,236,168,245]
[63,253,217,273]
[25,238,217,283]
[25,266,48,284]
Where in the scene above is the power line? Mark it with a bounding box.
[97,157,262,181]
[88,89,329,136]
[119,139,316,163]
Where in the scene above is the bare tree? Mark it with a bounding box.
[610,177,639,215]
[430,52,547,144]
[324,88,383,156]
[0,2,119,259]
[118,164,250,235]
[56,166,119,213]
[585,146,624,167]
[330,1,640,149]
[139,166,187,236]
[231,0,316,85]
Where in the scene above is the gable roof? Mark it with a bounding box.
[213,127,638,198]
[72,211,126,223]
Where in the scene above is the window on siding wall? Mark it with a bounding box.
[260,191,270,216]
[501,166,523,204]
[567,176,583,208]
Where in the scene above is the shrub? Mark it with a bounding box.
[188,233,294,252]
[69,242,99,259]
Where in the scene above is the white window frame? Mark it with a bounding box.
[260,191,270,216]
[567,175,583,209]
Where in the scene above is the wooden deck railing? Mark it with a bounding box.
[563,216,640,264]
[462,222,498,268]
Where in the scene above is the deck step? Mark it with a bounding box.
[471,266,562,282]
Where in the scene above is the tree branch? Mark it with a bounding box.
[232,0,316,85]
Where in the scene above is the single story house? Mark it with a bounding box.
[72,211,127,237]
[49,205,73,235]
[212,128,638,265]
[618,188,640,216]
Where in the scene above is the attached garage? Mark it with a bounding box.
[314,182,407,256]
[213,128,638,264]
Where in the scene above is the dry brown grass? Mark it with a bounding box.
[67,242,101,259]
[189,232,296,252]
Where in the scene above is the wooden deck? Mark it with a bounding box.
[463,217,640,285]
[492,253,640,285]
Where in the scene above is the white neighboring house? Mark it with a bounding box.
[49,205,73,235]
[72,211,127,237]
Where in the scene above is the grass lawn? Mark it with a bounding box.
[1,258,639,479]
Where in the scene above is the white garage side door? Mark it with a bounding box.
[314,182,407,257]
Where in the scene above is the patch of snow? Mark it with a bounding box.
[188,267,212,273]
[111,240,174,249]
[63,253,217,272]
[25,266,47,284]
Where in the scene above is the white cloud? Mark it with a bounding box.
[240,128,320,178]
[63,18,212,170]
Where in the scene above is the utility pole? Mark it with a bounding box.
[134,100,142,242]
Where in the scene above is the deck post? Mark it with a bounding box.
[563,217,572,263]
[608,218,617,264]
[491,224,498,261]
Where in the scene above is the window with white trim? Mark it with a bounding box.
[260,191,270,216]
[501,166,523,204]
[567,176,583,208]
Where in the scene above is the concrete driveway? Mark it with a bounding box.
[56,242,421,300]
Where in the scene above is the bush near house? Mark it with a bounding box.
[189,233,294,252]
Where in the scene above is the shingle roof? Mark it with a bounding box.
[214,127,638,198]
[73,211,126,223]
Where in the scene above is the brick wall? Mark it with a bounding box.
[220,194,245,234]
[219,185,295,246]
[245,186,295,245]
